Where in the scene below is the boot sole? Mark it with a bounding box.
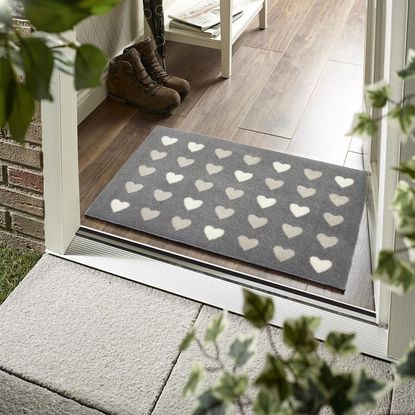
[108,93,179,114]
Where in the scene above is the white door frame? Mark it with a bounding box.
[41,1,411,359]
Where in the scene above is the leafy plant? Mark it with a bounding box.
[0,0,120,141]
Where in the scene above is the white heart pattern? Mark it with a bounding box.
[138,165,156,176]
[273,161,291,173]
[141,207,160,221]
[248,214,268,229]
[235,170,253,182]
[273,246,295,262]
[204,225,225,240]
[265,178,284,190]
[335,176,354,188]
[150,150,167,161]
[161,135,177,146]
[215,148,233,159]
[125,181,143,194]
[184,197,203,211]
[166,172,184,184]
[154,189,172,202]
[111,199,130,213]
[188,142,205,152]
[304,168,322,181]
[244,155,261,166]
[206,163,223,175]
[324,213,344,227]
[172,216,191,231]
[310,256,332,273]
[290,203,310,218]
[282,224,303,239]
[257,195,276,209]
[317,233,338,249]
[329,193,350,207]
[238,235,259,251]
[225,187,244,200]
[215,205,235,220]
[297,185,316,199]
[177,156,194,168]
[195,179,214,192]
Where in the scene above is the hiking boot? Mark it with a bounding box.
[106,48,181,114]
[126,38,191,98]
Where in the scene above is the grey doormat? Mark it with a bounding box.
[86,126,366,290]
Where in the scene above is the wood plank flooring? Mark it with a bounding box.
[78,0,374,310]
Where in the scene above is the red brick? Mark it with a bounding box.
[0,187,43,217]
[8,167,43,192]
[11,212,44,239]
[0,139,42,169]
[25,120,42,144]
[0,230,44,253]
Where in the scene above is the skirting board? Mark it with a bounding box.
[49,233,390,360]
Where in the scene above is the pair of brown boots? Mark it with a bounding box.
[107,38,190,114]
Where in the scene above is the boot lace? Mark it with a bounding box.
[144,54,171,83]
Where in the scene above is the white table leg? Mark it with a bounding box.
[259,0,267,30]
[220,0,233,78]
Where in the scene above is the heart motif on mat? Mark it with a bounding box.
[324,212,344,227]
[111,199,130,213]
[225,187,244,200]
[215,148,233,159]
[273,161,291,173]
[235,170,253,182]
[317,233,338,249]
[273,246,295,262]
[184,197,203,211]
[265,178,284,190]
[154,189,172,202]
[177,156,194,168]
[290,203,310,217]
[329,193,350,207]
[238,235,259,251]
[335,176,354,188]
[161,135,177,146]
[195,179,214,192]
[206,163,223,175]
[166,172,184,184]
[248,214,268,229]
[304,168,322,180]
[141,207,160,221]
[257,195,276,209]
[282,223,303,238]
[172,216,191,231]
[150,150,167,161]
[138,165,156,176]
[297,185,316,199]
[244,155,261,166]
[204,225,225,240]
[125,182,143,194]
[310,256,332,273]
[215,205,235,220]
[188,142,205,152]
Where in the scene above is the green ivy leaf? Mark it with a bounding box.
[20,37,54,100]
[254,389,290,415]
[397,49,415,80]
[229,336,256,368]
[74,44,107,90]
[8,84,35,143]
[194,390,230,415]
[352,369,387,409]
[397,157,415,181]
[184,363,205,397]
[390,105,415,134]
[205,312,227,343]
[365,81,390,108]
[0,57,15,128]
[243,289,274,329]
[282,316,320,354]
[213,372,248,402]
[180,328,196,352]
[394,339,415,379]
[374,250,415,294]
[255,354,291,401]
[325,332,357,357]
[348,112,378,137]
[288,352,320,379]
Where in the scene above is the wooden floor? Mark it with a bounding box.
[78,0,374,310]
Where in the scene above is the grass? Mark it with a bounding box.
[0,245,41,305]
